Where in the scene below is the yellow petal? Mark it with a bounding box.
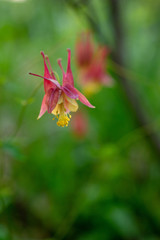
[58,94,64,104]
[65,96,78,112]
[65,95,77,105]
[52,103,60,115]
[68,101,78,112]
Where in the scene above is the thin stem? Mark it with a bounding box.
[12,80,43,138]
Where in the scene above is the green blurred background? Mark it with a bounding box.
[0,0,160,239]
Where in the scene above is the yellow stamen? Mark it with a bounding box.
[52,94,78,127]
[52,102,70,127]
[57,114,70,127]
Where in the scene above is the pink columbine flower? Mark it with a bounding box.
[80,46,112,85]
[75,32,113,95]
[29,49,95,127]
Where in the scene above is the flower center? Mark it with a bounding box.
[52,102,71,127]
[57,113,70,127]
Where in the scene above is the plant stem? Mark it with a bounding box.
[12,80,43,138]
[108,0,160,156]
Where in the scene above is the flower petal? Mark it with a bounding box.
[45,55,56,79]
[41,51,57,92]
[29,73,61,89]
[63,49,74,86]
[37,94,47,119]
[64,96,78,113]
[46,88,60,113]
[62,84,79,99]
[57,59,65,82]
[52,103,60,115]
[101,75,114,86]
[75,89,95,108]
[75,32,94,67]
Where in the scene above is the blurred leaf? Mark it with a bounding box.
[106,206,139,238]
[0,225,10,240]
[0,140,25,161]
[100,143,119,160]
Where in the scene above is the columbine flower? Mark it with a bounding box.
[29,49,95,127]
[75,32,113,95]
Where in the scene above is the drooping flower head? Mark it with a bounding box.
[29,49,95,127]
[75,32,113,95]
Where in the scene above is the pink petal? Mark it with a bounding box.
[101,75,114,86]
[45,55,56,79]
[75,89,95,108]
[62,84,79,99]
[57,59,65,77]
[64,49,74,86]
[45,88,60,113]
[58,49,74,87]
[41,51,57,92]
[37,94,47,119]
[57,58,66,83]
[75,32,94,67]
[29,73,61,89]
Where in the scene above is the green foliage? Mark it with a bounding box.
[0,0,160,239]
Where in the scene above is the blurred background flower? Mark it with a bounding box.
[75,32,94,68]
[71,110,89,138]
[75,32,113,95]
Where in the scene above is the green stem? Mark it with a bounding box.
[12,80,43,138]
